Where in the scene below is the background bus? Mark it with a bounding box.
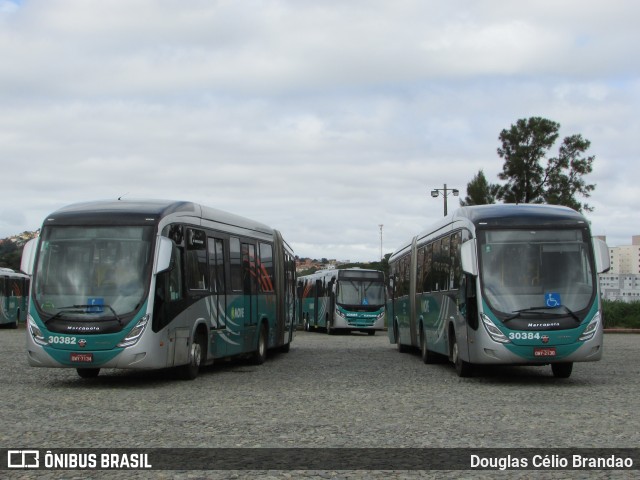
[388,204,610,378]
[0,267,30,329]
[21,199,296,379]
[298,268,386,335]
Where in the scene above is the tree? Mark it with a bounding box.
[495,117,596,212]
[460,169,498,206]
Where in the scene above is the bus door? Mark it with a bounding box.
[208,237,227,357]
[242,243,259,351]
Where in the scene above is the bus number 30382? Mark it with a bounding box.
[48,336,77,345]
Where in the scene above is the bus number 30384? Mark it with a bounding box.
[508,332,542,340]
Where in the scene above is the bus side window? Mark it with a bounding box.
[153,243,184,332]
[230,237,242,292]
[168,245,183,301]
[186,229,208,291]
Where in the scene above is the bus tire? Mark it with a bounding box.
[77,368,100,378]
[281,329,292,353]
[551,362,573,378]
[252,323,268,365]
[395,320,409,353]
[326,320,333,335]
[420,327,437,364]
[178,332,205,380]
[451,332,473,377]
[367,330,375,336]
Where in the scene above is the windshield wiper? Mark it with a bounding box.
[506,305,580,323]
[45,304,122,326]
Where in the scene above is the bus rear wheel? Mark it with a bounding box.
[551,362,573,378]
[420,328,437,364]
[77,368,100,378]
[395,320,409,353]
[252,323,268,365]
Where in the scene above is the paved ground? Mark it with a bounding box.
[1,327,639,479]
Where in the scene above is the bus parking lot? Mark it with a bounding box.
[1,328,639,478]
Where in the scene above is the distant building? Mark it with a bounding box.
[599,236,640,302]
[609,235,640,274]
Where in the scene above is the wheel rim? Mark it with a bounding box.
[191,341,202,367]
[259,329,266,357]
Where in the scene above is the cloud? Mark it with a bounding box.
[1,1,639,260]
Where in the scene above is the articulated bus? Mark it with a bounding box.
[387,204,610,378]
[0,267,30,329]
[21,199,296,379]
[298,268,386,335]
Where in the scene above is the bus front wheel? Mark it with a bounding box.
[551,362,573,378]
[451,332,473,377]
[326,320,333,335]
[178,332,205,380]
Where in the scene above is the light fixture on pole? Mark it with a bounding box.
[430,184,459,216]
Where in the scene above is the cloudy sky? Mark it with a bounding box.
[1,0,638,261]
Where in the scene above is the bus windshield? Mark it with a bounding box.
[33,226,154,320]
[336,272,385,307]
[478,229,595,316]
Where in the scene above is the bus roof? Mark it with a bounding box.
[42,199,276,235]
[391,204,589,261]
[453,203,588,228]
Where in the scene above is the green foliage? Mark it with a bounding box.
[460,169,498,206]
[0,240,22,271]
[492,117,596,212]
[602,300,640,329]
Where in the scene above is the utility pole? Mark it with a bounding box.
[379,224,383,261]
[430,184,459,216]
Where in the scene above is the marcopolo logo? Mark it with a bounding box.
[8,450,40,468]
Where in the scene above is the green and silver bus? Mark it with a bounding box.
[0,267,30,329]
[21,199,296,379]
[388,204,610,378]
[298,268,385,335]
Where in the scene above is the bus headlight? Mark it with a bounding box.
[117,314,149,348]
[579,312,600,342]
[335,308,346,319]
[28,315,48,346]
[376,311,385,321]
[481,313,510,344]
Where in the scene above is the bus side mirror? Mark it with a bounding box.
[154,236,174,274]
[593,238,610,274]
[20,238,38,276]
[460,239,478,276]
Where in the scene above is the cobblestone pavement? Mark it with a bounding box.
[1,327,639,479]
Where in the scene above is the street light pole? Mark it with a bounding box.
[379,224,383,261]
[430,184,459,216]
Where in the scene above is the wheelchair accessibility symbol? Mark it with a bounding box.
[545,292,561,308]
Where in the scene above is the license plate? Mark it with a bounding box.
[70,353,93,363]
[534,347,556,357]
